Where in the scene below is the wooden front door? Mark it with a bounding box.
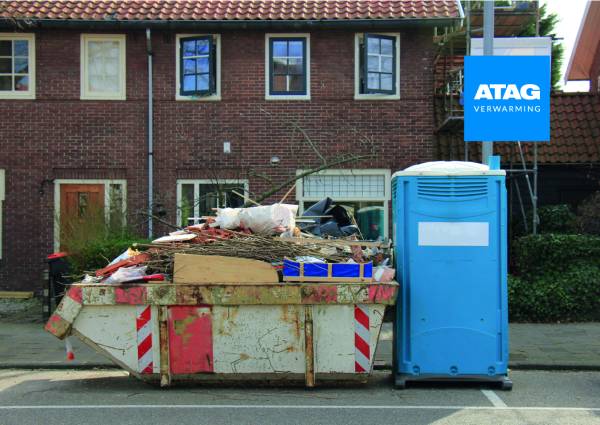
[59,184,104,251]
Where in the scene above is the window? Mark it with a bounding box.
[81,34,126,100]
[176,34,221,100]
[0,33,35,99]
[177,180,249,226]
[355,33,400,100]
[265,34,310,100]
[296,169,391,239]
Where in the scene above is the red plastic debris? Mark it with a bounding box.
[95,253,151,278]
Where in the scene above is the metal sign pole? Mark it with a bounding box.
[481,0,494,164]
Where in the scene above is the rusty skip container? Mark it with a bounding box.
[45,280,398,387]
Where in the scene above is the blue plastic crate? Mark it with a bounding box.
[283,259,372,282]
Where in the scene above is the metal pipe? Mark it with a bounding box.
[146,28,154,239]
[464,0,471,162]
[481,0,494,164]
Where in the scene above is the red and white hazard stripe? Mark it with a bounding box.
[136,305,153,374]
[354,304,371,373]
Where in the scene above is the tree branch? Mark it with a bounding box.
[248,154,372,206]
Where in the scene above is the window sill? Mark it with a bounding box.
[354,93,400,100]
[265,94,311,101]
[80,93,126,101]
[176,94,221,101]
[0,92,35,100]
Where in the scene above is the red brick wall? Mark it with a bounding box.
[0,27,436,291]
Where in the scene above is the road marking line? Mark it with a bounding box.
[0,405,598,411]
[481,390,508,408]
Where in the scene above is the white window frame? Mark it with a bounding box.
[295,169,391,237]
[53,179,127,251]
[176,179,249,225]
[175,34,221,101]
[0,169,4,259]
[80,34,126,100]
[265,33,311,101]
[354,33,400,100]
[0,33,36,100]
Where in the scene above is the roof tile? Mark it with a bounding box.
[0,0,461,21]
[494,94,600,164]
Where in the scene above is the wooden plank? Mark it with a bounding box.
[173,254,279,284]
[0,291,33,299]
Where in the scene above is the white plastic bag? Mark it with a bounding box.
[239,204,298,235]
[212,208,242,229]
[104,266,148,284]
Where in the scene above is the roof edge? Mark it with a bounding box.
[0,16,463,31]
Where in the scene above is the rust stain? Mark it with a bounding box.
[173,316,196,345]
[302,285,338,304]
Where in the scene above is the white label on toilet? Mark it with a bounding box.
[418,222,489,246]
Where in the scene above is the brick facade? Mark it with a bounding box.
[0,27,436,291]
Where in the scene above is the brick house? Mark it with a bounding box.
[0,0,462,292]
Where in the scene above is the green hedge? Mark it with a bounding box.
[509,264,600,322]
[509,233,600,322]
[68,236,150,278]
[512,233,600,278]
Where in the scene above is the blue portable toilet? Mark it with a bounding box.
[391,161,511,390]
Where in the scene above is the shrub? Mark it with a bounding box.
[59,204,149,277]
[508,264,600,323]
[577,191,600,235]
[67,236,150,278]
[512,233,600,279]
[510,204,579,238]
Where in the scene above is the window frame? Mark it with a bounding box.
[295,169,391,238]
[0,33,36,100]
[53,179,127,251]
[176,179,249,226]
[175,34,221,101]
[80,34,126,100]
[354,32,400,100]
[265,33,310,100]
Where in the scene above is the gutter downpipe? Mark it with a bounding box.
[146,28,153,239]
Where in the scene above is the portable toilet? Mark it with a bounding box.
[391,161,511,390]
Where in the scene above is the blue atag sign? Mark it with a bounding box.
[464,56,550,142]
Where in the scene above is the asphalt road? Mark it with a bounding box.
[0,369,598,425]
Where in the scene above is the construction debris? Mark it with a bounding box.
[81,201,392,285]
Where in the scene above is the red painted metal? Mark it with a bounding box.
[66,286,83,304]
[368,284,396,303]
[302,285,338,304]
[115,286,148,305]
[168,306,214,374]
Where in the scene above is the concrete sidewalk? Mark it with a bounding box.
[1,320,599,370]
[374,322,600,370]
